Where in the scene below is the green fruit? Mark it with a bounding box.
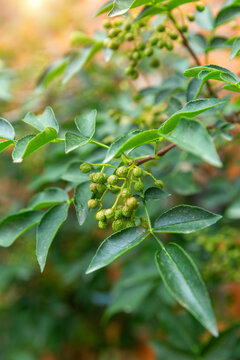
[196,2,205,11]
[124,23,132,31]
[105,208,115,220]
[103,19,112,29]
[131,51,141,61]
[108,109,118,117]
[144,47,154,57]
[94,173,108,184]
[90,183,98,193]
[96,184,107,194]
[187,13,195,22]
[107,175,119,185]
[181,25,188,33]
[157,24,165,32]
[150,58,160,68]
[169,31,178,40]
[95,210,106,221]
[89,172,98,183]
[133,166,143,178]
[125,66,134,76]
[157,40,165,49]
[80,163,92,173]
[165,41,173,51]
[126,197,138,210]
[125,33,134,41]
[154,180,164,188]
[112,219,125,232]
[122,188,131,198]
[114,209,123,219]
[130,70,139,80]
[122,205,132,218]
[113,18,123,27]
[116,166,128,178]
[109,186,120,194]
[134,180,144,192]
[150,36,159,46]
[108,28,121,38]
[98,221,108,229]
[136,41,146,51]
[109,39,119,50]
[88,199,98,209]
[125,220,135,228]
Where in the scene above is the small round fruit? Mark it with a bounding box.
[154,180,164,188]
[169,31,178,40]
[89,172,98,182]
[114,209,123,219]
[122,188,131,198]
[124,23,131,31]
[107,175,119,185]
[136,41,146,51]
[133,166,143,178]
[126,197,138,210]
[108,28,121,38]
[150,58,160,68]
[103,19,112,29]
[95,210,106,221]
[181,25,188,33]
[98,221,108,229]
[150,36,159,46]
[113,18,123,27]
[125,33,134,41]
[134,181,144,192]
[95,173,108,184]
[116,166,128,178]
[125,66,134,76]
[90,183,98,193]
[80,163,92,173]
[105,208,115,220]
[131,51,141,61]
[187,13,195,21]
[122,205,132,218]
[125,220,135,228]
[88,199,98,209]
[165,41,173,51]
[96,184,107,194]
[109,39,119,50]
[112,219,125,231]
[130,70,139,80]
[157,40,165,49]
[157,24,165,32]
[196,2,205,11]
[144,47,154,57]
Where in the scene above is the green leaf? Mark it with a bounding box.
[167,0,197,10]
[75,109,97,139]
[159,98,226,134]
[225,197,240,219]
[144,187,170,201]
[74,182,91,225]
[12,128,58,163]
[86,227,147,273]
[36,203,69,272]
[230,37,240,59]
[222,83,240,92]
[61,162,89,183]
[95,1,113,16]
[154,205,222,233]
[23,106,59,133]
[134,5,166,21]
[195,6,214,30]
[0,117,15,140]
[0,210,43,247]
[187,78,202,101]
[215,5,240,27]
[188,34,207,54]
[63,43,103,84]
[28,187,69,210]
[184,64,240,83]
[104,129,160,162]
[36,56,68,90]
[155,243,218,336]
[160,118,222,167]
[0,139,15,153]
[152,341,196,360]
[108,0,150,17]
[168,171,201,196]
[70,31,96,47]
[65,132,89,153]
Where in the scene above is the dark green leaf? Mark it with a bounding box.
[222,84,240,92]
[159,98,226,134]
[188,34,207,53]
[65,131,89,153]
[36,56,68,90]
[168,172,201,196]
[75,109,97,139]
[0,117,15,140]
[0,139,15,153]
[108,0,151,17]
[22,106,59,133]
[154,205,222,233]
[95,1,113,16]
[0,211,43,247]
[187,78,202,101]
[184,64,240,83]
[152,341,196,360]
[168,0,197,10]
[86,227,147,273]
[155,243,218,336]
[230,37,240,59]
[74,182,91,225]
[61,162,89,183]
[215,5,240,27]
[12,135,34,163]
[144,187,170,201]
[225,197,240,219]
[161,118,222,167]
[36,203,69,272]
[28,188,69,210]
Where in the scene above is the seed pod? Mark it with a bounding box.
[116,166,128,178]
[88,199,98,209]
[131,51,141,60]
[113,18,123,27]
[98,221,108,229]
[105,208,115,220]
[107,175,119,185]
[114,208,123,219]
[130,70,139,80]
[80,163,92,173]
[124,23,131,31]
[181,24,188,33]
[157,40,165,49]
[136,41,146,51]
[133,166,143,178]
[95,210,106,221]
[126,197,138,210]
[89,172,98,183]
[125,220,135,228]
[150,36,159,46]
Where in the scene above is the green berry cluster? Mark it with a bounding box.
[81,163,148,231]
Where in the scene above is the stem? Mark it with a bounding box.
[90,139,109,149]
[151,231,165,249]
[136,144,175,166]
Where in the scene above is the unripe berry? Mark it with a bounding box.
[122,205,132,218]
[125,66,134,76]
[125,220,135,228]
[122,188,131,198]
[125,33,134,41]
[169,31,178,40]
[157,24,165,32]
[144,47,154,57]
[96,184,107,194]
[133,166,143,178]
[90,183,98,193]
[150,36,159,46]
[103,19,112,29]
[165,41,173,51]
[154,180,164,188]
[108,28,121,38]
[115,209,123,219]
[107,175,119,185]
[116,166,128,178]
[113,18,123,27]
[88,199,98,209]
[150,58,160,68]
[105,208,115,220]
[181,25,188,33]
[131,51,141,61]
[187,13,195,21]
[98,221,108,229]
[89,172,98,183]
[196,2,205,11]
[130,70,139,80]
[95,210,106,221]
[126,197,138,210]
[112,219,125,232]
[124,23,131,31]
[80,163,92,173]
[109,39,119,50]
[136,41,146,51]
[94,173,108,184]
[134,180,144,192]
